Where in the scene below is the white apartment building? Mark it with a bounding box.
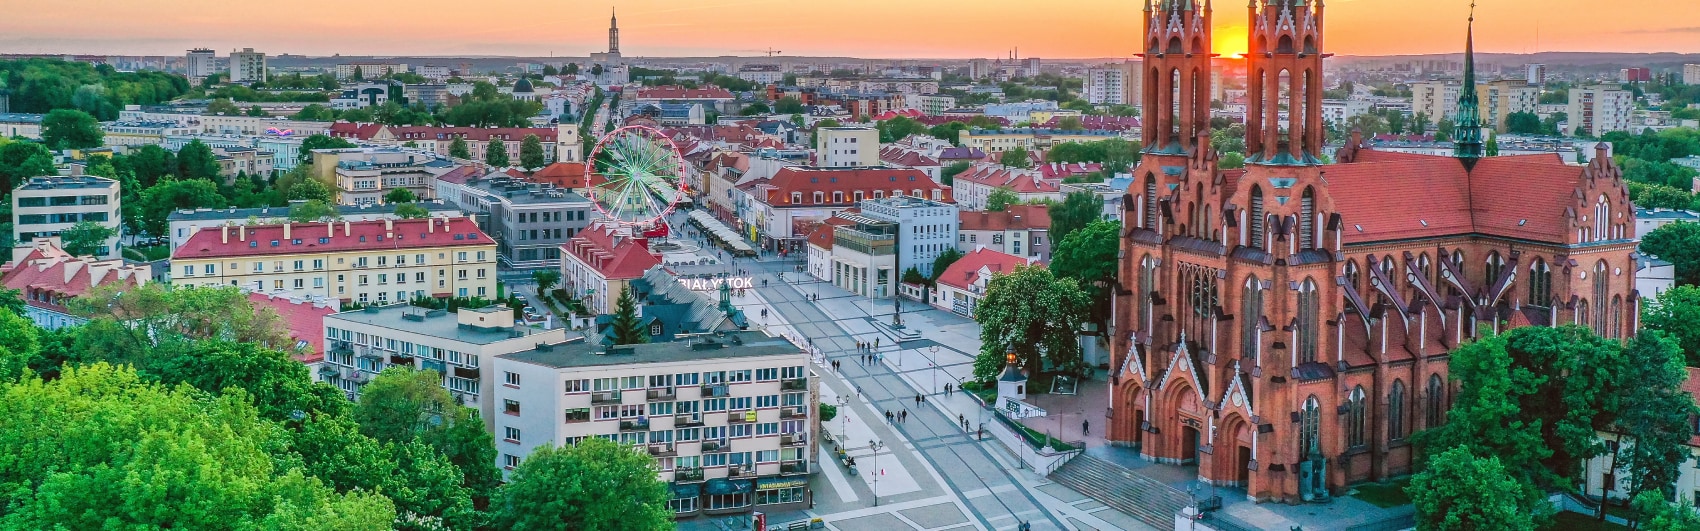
[491,330,817,517]
[1085,66,1127,106]
[1526,64,1546,85]
[1568,85,1635,137]
[12,176,122,259]
[816,127,879,168]
[1321,99,1374,126]
[186,48,217,79]
[1478,80,1541,133]
[320,304,568,412]
[336,63,409,80]
[736,64,784,85]
[898,93,957,116]
[229,48,266,83]
[1411,81,1460,123]
[859,197,958,278]
[1685,65,1700,86]
[101,121,199,147]
[313,148,454,205]
[415,65,453,81]
[560,222,662,315]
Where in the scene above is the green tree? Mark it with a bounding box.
[1056,116,1084,131]
[57,220,115,257]
[291,103,336,121]
[384,187,417,204]
[1641,221,1700,286]
[929,122,969,145]
[120,144,176,187]
[940,160,972,186]
[298,134,356,164]
[902,266,928,285]
[532,269,560,293]
[0,363,396,530]
[394,203,430,219]
[1435,118,1456,142]
[999,146,1033,169]
[972,266,1090,381]
[1220,152,1247,169]
[1609,331,1700,508]
[246,105,269,117]
[137,178,227,236]
[519,134,546,170]
[739,103,771,116]
[610,285,648,345]
[494,438,672,530]
[774,96,806,114]
[485,139,510,167]
[289,199,341,222]
[564,63,579,75]
[354,368,502,506]
[448,137,472,159]
[176,139,222,180]
[1107,105,1139,117]
[985,187,1020,212]
[288,174,335,203]
[1049,190,1105,241]
[1634,490,1700,531]
[1345,114,1390,137]
[0,141,57,192]
[931,248,964,283]
[1412,112,1432,136]
[206,97,241,115]
[1505,112,1543,135]
[1049,220,1120,326]
[1407,446,1539,531]
[876,116,929,143]
[40,108,103,149]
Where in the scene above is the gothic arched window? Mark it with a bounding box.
[1299,187,1315,249]
[1389,380,1406,440]
[1593,261,1609,334]
[1242,276,1264,363]
[1144,175,1158,229]
[1484,251,1504,289]
[1300,395,1321,456]
[1529,259,1552,308]
[1426,374,1445,428]
[1138,255,1156,331]
[1297,278,1320,364]
[1249,185,1265,250]
[1347,386,1367,448]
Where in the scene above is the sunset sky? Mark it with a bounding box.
[2,0,1696,58]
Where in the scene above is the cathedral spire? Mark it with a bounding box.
[1453,1,1485,167]
[608,7,621,55]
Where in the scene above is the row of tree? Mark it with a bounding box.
[0,283,675,529]
[0,59,191,120]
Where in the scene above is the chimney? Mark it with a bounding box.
[429,218,435,233]
[283,222,291,239]
[327,220,335,238]
[189,225,201,241]
[238,225,247,242]
[385,219,393,232]
[343,221,351,236]
[443,218,451,232]
[221,225,229,244]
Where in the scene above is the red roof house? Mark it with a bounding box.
[1,240,150,329]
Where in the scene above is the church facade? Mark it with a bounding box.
[1107,0,1639,503]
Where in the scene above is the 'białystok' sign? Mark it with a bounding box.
[682,276,756,291]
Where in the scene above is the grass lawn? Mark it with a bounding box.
[1349,478,1412,508]
[122,244,171,262]
[1550,511,1630,530]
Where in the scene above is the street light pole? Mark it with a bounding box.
[929,346,939,394]
[869,439,885,506]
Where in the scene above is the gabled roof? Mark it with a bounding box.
[955,163,1059,194]
[1037,162,1102,179]
[1323,151,1588,244]
[937,247,1031,291]
[880,146,942,168]
[759,167,954,207]
[1,241,149,313]
[173,218,492,260]
[433,165,484,185]
[561,222,663,281]
[958,204,1051,232]
[248,293,337,363]
[937,146,987,160]
[635,86,735,100]
[532,162,588,190]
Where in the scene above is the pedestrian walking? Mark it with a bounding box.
[900,410,908,423]
[945,383,953,394]
[884,410,892,424]
[875,338,881,349]
[958,413,966,428]
[1083,419,1091,436]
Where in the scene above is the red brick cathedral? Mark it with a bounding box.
[1108,0,1638,503]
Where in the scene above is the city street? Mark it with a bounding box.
[675,242,1152,531]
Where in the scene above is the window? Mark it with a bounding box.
[756,395,779,408]
[1299,395,1321,457]
[1299,186,1315,249]
[755,423,779,436]
[503,454,520,469]
[1426,374,1445,428]
[1346,386,1367,448]
[503,399,520,415]
[781,366,805,379]
[565,408,590,423]
[1593,261,1610,335]
[503,427,521,443]
[755,368,778,381]
[1389,380,1406,440]
[1248,185,1265,249]
[1242,276,1263,364]
[1297,278,1320,364]
[1529,259,1552,307]
[503,372,520,387]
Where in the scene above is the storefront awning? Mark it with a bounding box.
[704,478,753,495]
[671,482,702,498]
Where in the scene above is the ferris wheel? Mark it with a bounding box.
[586,125,688,230]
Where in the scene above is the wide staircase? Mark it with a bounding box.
[1047,453,1191,530]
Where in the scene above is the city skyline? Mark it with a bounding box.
[2,0,1697,59]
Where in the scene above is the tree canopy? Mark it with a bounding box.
[40,108,103,149]
[1641,221,1700,286]
[519,134,546,170]
[485,140,511,168]
[495,438,672,531]
[999,146,1033,169]
[610,285,649,345]
[1047,190,1105,241]
[1407,446,1540,531]
[985,187,1020,212]
[136,178,227,237]
[972,265,1090,380]
[57,220,115,257]
[384,187,417,204]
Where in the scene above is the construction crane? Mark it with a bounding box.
[734,47,783,57]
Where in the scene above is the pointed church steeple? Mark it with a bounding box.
[608,7,621,55]
[1453,2,1485,168]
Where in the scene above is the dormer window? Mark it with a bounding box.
[874,190,885,199]
[833,192,844,203]
[791,192,802,204]
[813,191,824,204]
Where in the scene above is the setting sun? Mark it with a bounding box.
[1213,24,1248,58]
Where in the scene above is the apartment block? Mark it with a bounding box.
[1410,81,1460,122]
[1477,80,1540,133]
[320,304,568,409]
[229,48,266,83]
[166,201,463,249]
[1567,85,1635,137]
[313,147,455,205]
[12,176,122,259]
[436,174,596,268]
[491,330,817,517]
[186,48,216,79]
[169,218,498,304]
[816,127,879,168]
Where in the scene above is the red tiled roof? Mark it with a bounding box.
[1036,115,1141,131]
[561,222,662,280]
[636,86,735,100]
[880,146,942,168]
[806,224,836,249]
[434,165,483,185]
[248,293,336,363]
[331,122,560,142]
[1038,162,1102,179]
[937,248,1032,291]
[955,164,1059,194]
[532,162,588,189]
[1324,152,1585,244]
[958,204,1052,231]
[760,167,954,207]
[173,218,492,260]
[1,242,148,314]
[328,122,384,139]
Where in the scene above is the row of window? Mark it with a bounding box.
[788,189,943,205]
[1297,375,1447,454]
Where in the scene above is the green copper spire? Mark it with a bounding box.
[1453,1,1485,167]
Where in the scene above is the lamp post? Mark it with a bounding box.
[928,346,940,394]
[869,439,885,506]
[837,396,851,444]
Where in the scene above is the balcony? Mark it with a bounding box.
[728,410,755,424]
[591,391,621,404]
[674,467,704,482]
[646,388,676,401]
[648,443,676,457]
[780,460,808,474]
[674,413,704,427]
[619,418,650,432]
[701,440,728,453]
[700,384,729,398]
[781,433,807,446]
[727,465,754,478]
[781,378,807,391]
[780,407,807,420]
[344,367,372,383]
